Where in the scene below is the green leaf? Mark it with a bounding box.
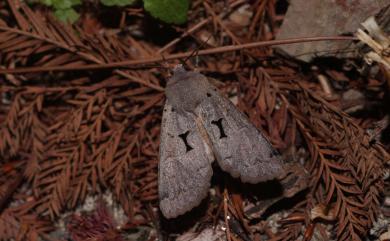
[51,0,80,9]
[100,0,116,6]
[40,0,53,6]
[116,0,136,6]
[70,0,81,5]
[52,0,71,9]
[144,0,189,24]
[54,8,79,23]
[100,0,136,7]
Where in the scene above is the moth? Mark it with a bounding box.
[159,65,285,219]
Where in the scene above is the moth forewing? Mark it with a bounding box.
[195,85,285,183]
[158,102,213,219]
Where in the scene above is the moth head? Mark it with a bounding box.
[167,64,189,86]
[165,66,210,112]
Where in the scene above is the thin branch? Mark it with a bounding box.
[0,36,357,74]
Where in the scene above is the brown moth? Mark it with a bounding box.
[159,65,285,218]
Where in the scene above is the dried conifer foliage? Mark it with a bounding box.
[0,1,389,241]
[287,85,386,241]
[0,2,162,239]
[238,67,388,241]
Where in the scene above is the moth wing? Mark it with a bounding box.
[197,86,285,184]
[159,101,213,219]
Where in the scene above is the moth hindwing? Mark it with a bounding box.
[159,66,285,218]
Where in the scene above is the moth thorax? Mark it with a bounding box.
[165,73,209,113]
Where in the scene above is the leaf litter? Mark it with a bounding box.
[0,1,389,240]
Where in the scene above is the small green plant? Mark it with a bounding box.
[144,0,189,24]
[100,0,136,7]
[40,0,81,23]
[37,0,189,24]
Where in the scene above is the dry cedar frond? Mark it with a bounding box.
[0,206,54,241]
[0,210,19,241]
[286,83,386,241]
[238,66,387,241]
[0,0,161,229]
[239,67,296,149]
[0,93,47,182]
[273,211,307,241]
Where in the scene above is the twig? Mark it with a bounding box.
[224,188,232,241]
[0,36,357,74]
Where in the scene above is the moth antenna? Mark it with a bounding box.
[181,34,213,70]
[160,52,169,69]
